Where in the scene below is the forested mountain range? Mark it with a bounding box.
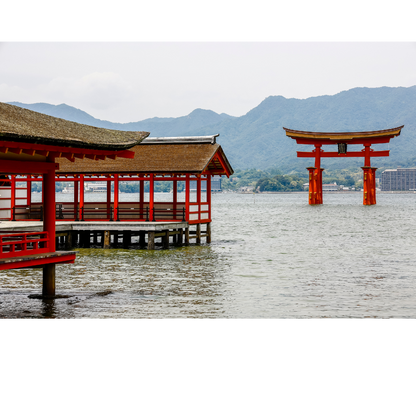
[8,85,416,172]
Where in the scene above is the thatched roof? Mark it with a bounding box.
[0,102,149,150]
[56,136,234,176]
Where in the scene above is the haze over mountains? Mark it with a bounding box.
[8,85,416,172]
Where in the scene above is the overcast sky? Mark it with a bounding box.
[1,3,415,123]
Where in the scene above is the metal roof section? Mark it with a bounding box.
[141,135,219,145]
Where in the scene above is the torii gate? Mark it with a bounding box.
[284,126,404,205]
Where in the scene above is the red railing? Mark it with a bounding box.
[0,231,50,258]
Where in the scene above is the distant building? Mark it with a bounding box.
[322,182,339,191]
[304,182,339,191]
[381,168,416,191]
[239,186,254,193]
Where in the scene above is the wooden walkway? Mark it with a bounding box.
[0,221,211,250]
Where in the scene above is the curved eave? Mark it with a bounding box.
[0,131,149,151]
[283,126,404,141]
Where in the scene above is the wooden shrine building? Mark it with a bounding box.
[284,126,404,205]
[0,102,148,297]
[7,135,233,232]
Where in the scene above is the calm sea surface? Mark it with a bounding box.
[2,192,416,318]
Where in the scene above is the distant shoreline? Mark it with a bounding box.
[236,191,416,195]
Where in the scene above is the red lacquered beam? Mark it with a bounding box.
[297,150,390,158]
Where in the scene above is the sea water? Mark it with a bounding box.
[2,192,416,318]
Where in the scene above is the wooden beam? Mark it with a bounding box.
[0,159,58,174]
[297,150,390,158]
[295,137,392,146]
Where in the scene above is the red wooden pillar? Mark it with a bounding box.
[207,174,212,221]
[27,175,32,210]
[307,167,315,204]
[43,168,56,251]
[139,178,144,220]
[362,144,377,205]
[79,174,85,220]
[196,174,201,221]
[114,173,119,221]
[42,161,57,298]
[173,175,177,220]
[316,168,324,204]
[74,177,79,220]
[10,175,16,220]
[362,167,377,205]
[106,176,111,220]
[149,174,154,221]
[185,174,190,222]
[313,145,323,205]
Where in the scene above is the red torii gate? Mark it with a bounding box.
[284,126,404,205]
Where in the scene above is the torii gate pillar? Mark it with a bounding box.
[362,167,377,205]
[307,167,324,205]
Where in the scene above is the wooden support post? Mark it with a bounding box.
[206,222,211,243]
[65,231,73,250]
[196,223,201,244]
[80,230,90,248]
[139,231,146,247]
[103,230,111,249]
[123,230,132,248]
[163,230,169,249]
[148,231,155,250]
[93,231,98,245]
[178,228,184,246]
[42,264,55,298]
[185,228,190,246]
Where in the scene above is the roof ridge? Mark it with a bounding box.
[141,135,219,145]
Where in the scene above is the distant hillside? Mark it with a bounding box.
[8,86,416,172]
[7,101,235,134]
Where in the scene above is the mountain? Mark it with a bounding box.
[191,86,416,171]
[7,101,235,134]
[8,86,416,171]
